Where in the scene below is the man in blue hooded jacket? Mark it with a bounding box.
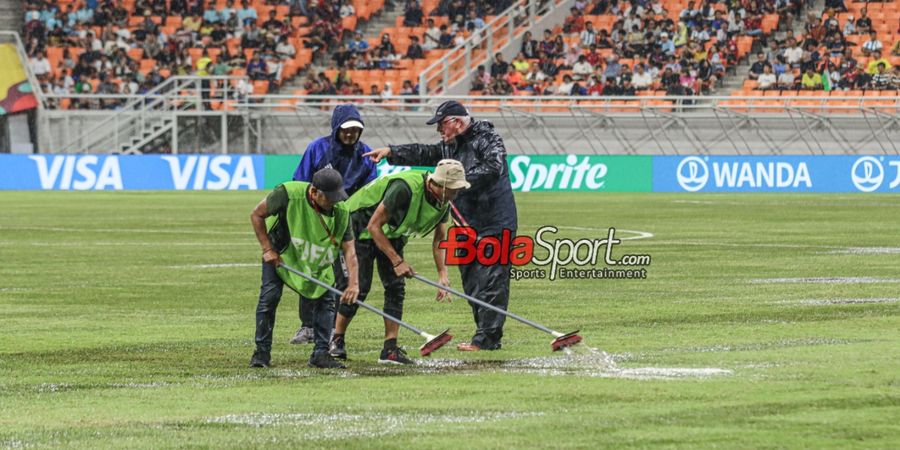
[289,104,379,345]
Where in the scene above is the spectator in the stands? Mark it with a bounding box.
[465,9,485,31]
[658,32,675,56]
[579,21,596,48]
[866,50,892,75]
[521,31,539,58]
[247,53,268,81]
[563,7,585,34]
[843,14,856,36]
[404,0,424,26]
[757,65,777,90]
[861,31,882,57]
[406,36,424,59]
[340,0,355,18]
[29,51,52,79]
[471,65,490,91]
[572,55,593,80]
[856,8,872,35]
[348,32,369,54]
[777,64,796,90]
[512,53,529,73]
[801,66,822,90]
[748,52,771,80]
[423,18,440,50]
[438,24,454,49]
[490,52,509,78]
[871,63,892,89]
[632,64,653,90]
[558,74,576,95]
[377,33,396,55]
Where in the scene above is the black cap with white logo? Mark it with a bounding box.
[426,100,469,125]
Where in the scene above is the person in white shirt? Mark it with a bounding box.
[572,55,593,80]
[861,31,882,56]
[29,52,52,78]
[632,64,653,90]
[340,1,355,18]
[757,65,777,89]
[777,65,796,90]
[557,74,576,95]
[580,21,596,48]
[276,36,296,58]
[423,18,440,50]
[843,15,856,36]
[783,38,803,65]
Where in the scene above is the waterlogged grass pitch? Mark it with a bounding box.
[1,192,898,449]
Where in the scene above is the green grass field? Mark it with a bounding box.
[1,192,899,449]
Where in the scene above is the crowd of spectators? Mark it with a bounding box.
[23,0,358,107]
[471,0,797,96]
[747,7,900,92]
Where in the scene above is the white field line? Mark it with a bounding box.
[823,247,900,255]
[167,263,257,269]
[749,277,900,284]
[774,298,900,305]
[0,225,249,236]
[7,241,254,247]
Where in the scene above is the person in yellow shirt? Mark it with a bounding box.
[866,50,893,74]
[801,67,823,90]
[196,49,213,76]
[512,53,530,73]
[183,15,202,34]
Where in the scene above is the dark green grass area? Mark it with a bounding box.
[1,192,898,449]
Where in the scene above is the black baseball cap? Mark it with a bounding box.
[311,168,348,202]
[426,100,469,125]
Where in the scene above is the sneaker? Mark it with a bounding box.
[308,352,346,369]
[289,326,315,345]
[249,350,271,368]
[378,346,413,365]
[329,335,347,360]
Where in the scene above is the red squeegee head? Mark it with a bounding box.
[551,331,583,351]
[419,329,453,356]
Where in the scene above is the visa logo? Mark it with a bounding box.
[29,156,123,190]
[162,156,258,190]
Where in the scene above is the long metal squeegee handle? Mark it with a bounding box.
[279,263,426,336]
[412,274,560,337]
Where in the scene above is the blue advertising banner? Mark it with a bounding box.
[0,155,264,190]
[653,155,900,193]
[3,154,900,192]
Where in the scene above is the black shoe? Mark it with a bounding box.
[329,335,347,360]
[249,350,270,368]
[378,346,413,365]
[308,352,346,369]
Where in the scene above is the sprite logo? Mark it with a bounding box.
[509,155,608,192]
[370,155,652,193]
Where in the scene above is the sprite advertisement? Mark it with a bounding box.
[263,155,653,192]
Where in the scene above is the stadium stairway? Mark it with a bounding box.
[721,0,826,95]
[0,0,22,33]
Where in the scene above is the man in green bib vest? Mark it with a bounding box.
[249,168,360,369]
[330,159,470,365]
